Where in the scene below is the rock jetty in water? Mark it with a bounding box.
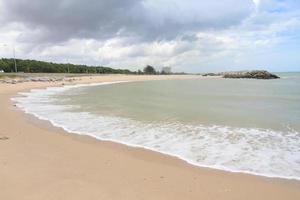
[223,70,280,79]
[202,70,280,79]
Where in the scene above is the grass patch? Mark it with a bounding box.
[0,73,23,79]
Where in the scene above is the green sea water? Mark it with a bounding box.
[63,72,300,132]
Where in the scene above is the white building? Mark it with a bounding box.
[162,67,171,74]
[0,70,4,73]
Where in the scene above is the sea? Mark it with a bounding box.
[13,72,300,180]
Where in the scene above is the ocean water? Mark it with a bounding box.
[13,73,300,180]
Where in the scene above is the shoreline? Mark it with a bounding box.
[1,74,300,200]
[13,79,300,181]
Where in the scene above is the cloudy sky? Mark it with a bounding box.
[0,0,299,72]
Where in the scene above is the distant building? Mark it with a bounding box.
[0,70,4,73]
[162,67,171,74]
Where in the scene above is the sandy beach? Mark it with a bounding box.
[1,74,299,200]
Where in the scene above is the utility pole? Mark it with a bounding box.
[65,59,70,73]
[13,47,17,73]
[1,44,17,72]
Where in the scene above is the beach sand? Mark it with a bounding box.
[0,74,299,200]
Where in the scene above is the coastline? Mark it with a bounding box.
[1,74,300,200]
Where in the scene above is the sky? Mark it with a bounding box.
[0,0,299,72]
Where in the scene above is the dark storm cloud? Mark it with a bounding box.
[1,0,255,43]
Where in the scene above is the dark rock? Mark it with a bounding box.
[0,136,9,140]
[202,73,221,77]
[223,70,280,79]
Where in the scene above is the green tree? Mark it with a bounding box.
[0,58,135,74]
[143,65,156,74]
[137,69,143,75]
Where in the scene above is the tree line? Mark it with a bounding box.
[0,58,184,75]
[0,58,134,74]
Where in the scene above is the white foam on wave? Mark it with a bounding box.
[12,81,300,180]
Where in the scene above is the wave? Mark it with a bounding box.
[12,81,300,180]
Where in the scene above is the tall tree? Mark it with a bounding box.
[143,65,156,74]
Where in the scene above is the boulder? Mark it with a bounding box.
[202,73,221,77]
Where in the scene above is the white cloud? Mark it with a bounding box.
[0,0,299,72]
[253,0,261,7]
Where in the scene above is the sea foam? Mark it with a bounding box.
[12,81,300,180]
